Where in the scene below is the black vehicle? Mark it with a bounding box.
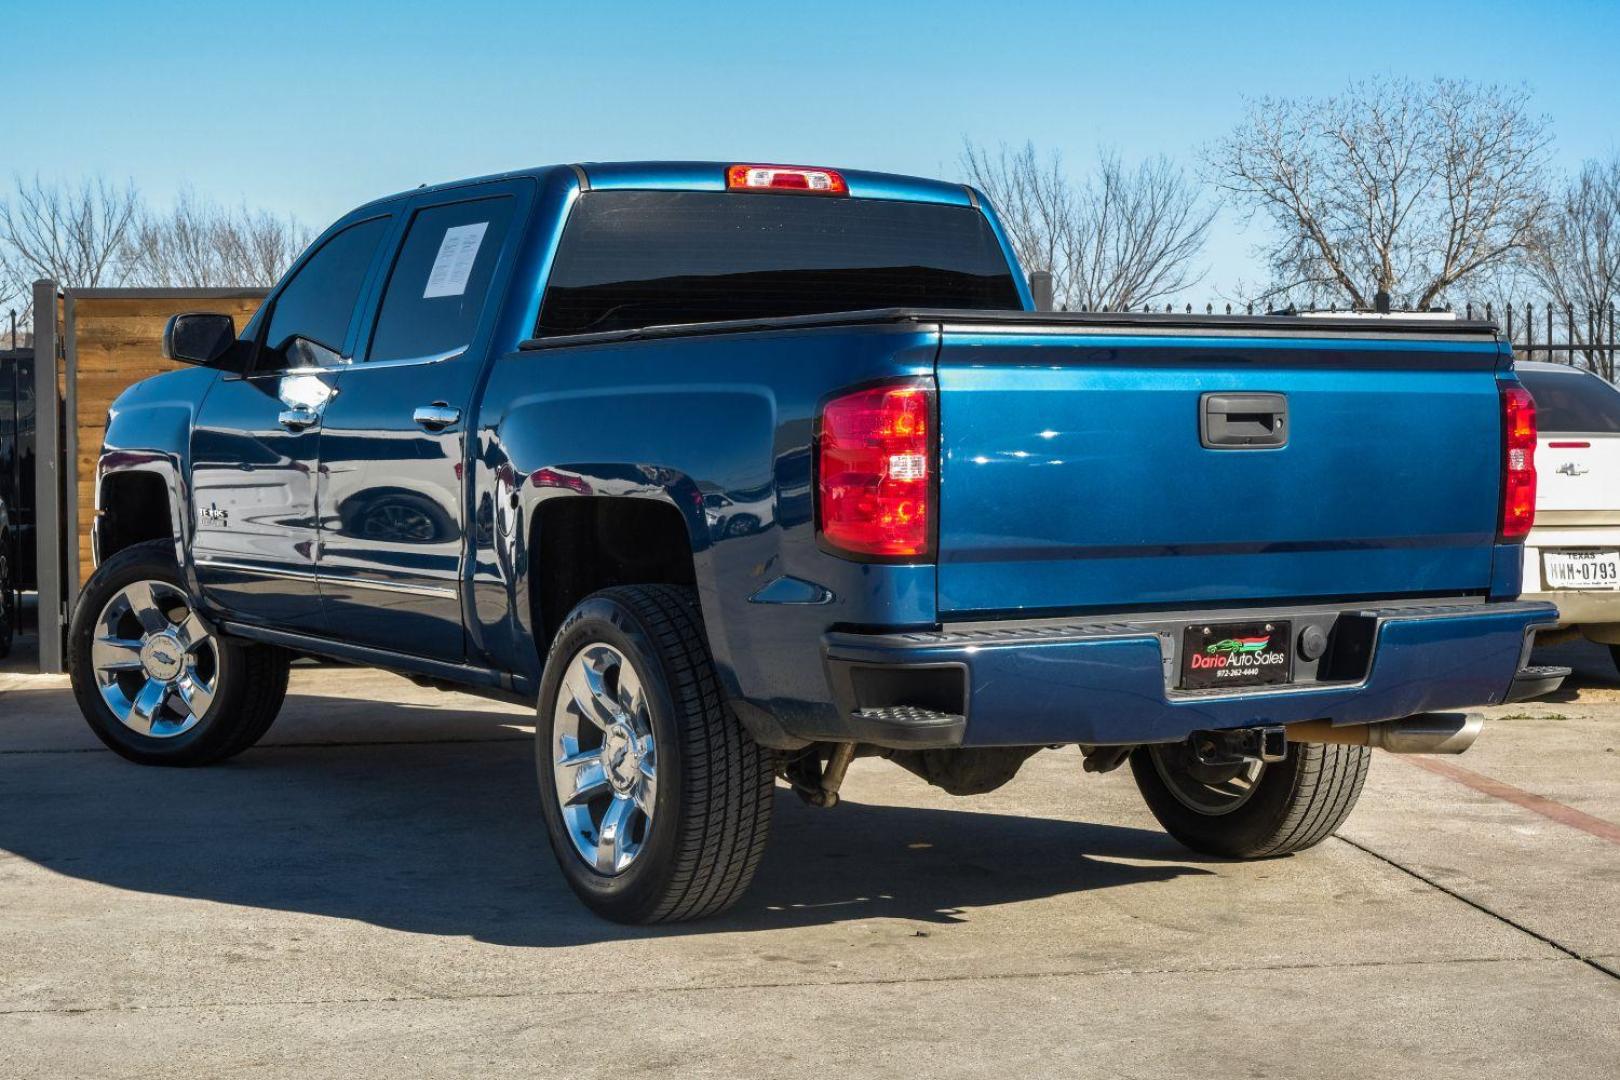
[0,346,35,657]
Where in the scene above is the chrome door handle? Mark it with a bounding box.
[414,403,461,431]
[278,407,320,431]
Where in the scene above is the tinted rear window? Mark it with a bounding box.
[536,191,1021,336]
[1519,369,1620,433]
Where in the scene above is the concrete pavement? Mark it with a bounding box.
[2,635,1617,1078]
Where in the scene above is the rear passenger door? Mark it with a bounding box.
[316,183,527,660]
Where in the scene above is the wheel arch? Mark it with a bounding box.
[95,372,209,576]
[524,491,702,660]
[95,451,188,571]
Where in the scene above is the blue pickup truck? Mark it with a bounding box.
[69,161,1563,922]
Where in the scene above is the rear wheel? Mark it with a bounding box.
[534,585,775,923]
[68,539,290,766]
[1130,740,1370,858]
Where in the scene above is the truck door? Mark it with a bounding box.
[190,214,393,629]
[315,184,525,660]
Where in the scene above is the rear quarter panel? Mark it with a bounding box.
[473,323,941,719]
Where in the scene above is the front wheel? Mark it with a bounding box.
[1130,740,1370,858]
[68,539,290,766]
[534,585,775,923]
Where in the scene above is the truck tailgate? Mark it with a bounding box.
[935,327,1506,616]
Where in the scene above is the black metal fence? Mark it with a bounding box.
[1458,302,1617,379]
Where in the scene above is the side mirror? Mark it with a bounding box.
[162,313,237,366]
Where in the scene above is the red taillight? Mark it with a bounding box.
[1499,384,1537,540]
[726,164,847,195]
[818,382,934,559]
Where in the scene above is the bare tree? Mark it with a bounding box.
[216,206,312,286]
[1520,156,1620,370]
[0,278,20,325]
[0,175,143,305]
[963,141,1213,310]
[128,190,310,288]
[1210,78,1553,311]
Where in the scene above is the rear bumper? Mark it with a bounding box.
[821,600,1558,749]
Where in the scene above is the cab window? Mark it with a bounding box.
[261,216,391,370]
[535,190,1021,336]
[365,196,516,363]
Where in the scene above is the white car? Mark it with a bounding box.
[1518,361,1620,672]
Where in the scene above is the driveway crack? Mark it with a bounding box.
[1333,833,1619,983]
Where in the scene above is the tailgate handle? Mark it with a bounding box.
[1200,392,1288,449]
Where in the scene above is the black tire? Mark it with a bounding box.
[68,539,290,766]
[1610,644,1620,678]
[534,585,775,923]
[1129,740,1370,858]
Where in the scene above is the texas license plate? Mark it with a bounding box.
[1180,621,1293,690]
[1543,550,1620,590]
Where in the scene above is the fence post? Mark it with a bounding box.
[31,280,64,674]
[1028,270,1054,312]
[62,291,80,617]
[1587,305,1596,371]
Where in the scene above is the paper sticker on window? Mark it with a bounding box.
[423,222,489,299]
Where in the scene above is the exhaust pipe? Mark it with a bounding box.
[1285,712,1483,754]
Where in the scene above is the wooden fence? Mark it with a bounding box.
[29,284,266,671]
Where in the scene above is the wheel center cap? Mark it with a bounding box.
[602,722,639,792]
[140,634,185,682]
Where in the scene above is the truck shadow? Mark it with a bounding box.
[0,694,1211,946]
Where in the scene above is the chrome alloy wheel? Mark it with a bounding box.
[1148,742,1265,817]
[91,580,219,739]
[551,643,658,875]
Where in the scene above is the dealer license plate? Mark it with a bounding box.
[1543,550,1620,591]
[1180,620,1293,690]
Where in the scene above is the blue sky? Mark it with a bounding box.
[6,0,1619,298]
